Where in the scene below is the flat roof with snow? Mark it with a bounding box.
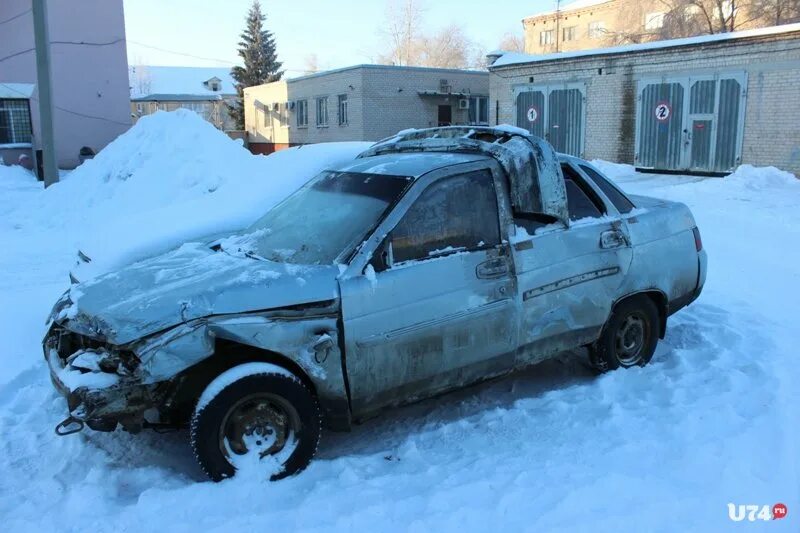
[130,66,236,100]
[491,22,800,68]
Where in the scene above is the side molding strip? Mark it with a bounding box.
[523,267,620,301]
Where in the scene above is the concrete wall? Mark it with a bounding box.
[245,65,489,151]
[491,30,800,174]
[0,0,131,168]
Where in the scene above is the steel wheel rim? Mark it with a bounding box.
[219,393,300,462]
[615,313,647,365]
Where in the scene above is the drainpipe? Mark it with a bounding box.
[555,0,561,53]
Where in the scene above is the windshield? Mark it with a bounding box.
[221,170,412,265]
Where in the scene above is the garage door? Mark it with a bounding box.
[635,73,746,173]
[515,83,585,157]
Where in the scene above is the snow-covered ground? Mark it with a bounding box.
[0,115,797,531]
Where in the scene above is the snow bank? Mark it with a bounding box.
[4,110,371,279]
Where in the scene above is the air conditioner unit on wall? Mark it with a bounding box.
[458,98,470,110]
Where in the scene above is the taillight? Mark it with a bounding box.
[692,227,703,252]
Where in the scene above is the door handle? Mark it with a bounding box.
[476,258,509,279]
[600,230,627,249]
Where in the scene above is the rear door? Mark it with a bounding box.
[340,163,517,417]
[510,161,633,365]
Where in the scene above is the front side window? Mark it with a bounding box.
[580,164,635,214]
[229,171,412,265]
[563,26,577,41]
[316,97,328,127]
[391,170,500,264]
[540,30,554,45]
[338,94,348,126]
[0,99,33,145]
[296,99,308,127]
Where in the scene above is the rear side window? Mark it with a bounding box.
[561,163,605,221]
[579,165,635,214]
[564,179,602,220]
[391,170,500,263]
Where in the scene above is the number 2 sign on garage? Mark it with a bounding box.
[655,101,671,122]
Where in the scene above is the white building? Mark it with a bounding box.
[130,66,237,131]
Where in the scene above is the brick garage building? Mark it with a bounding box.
[489,23,800,175]
[244,65,489,154]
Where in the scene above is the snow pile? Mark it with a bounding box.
[723,164,799,190]
[4,110,371,279]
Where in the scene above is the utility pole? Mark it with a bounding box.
[32,0,58,187]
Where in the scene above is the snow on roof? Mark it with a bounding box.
[525,0,613,19]
[129,66,236,99]
[491,22,800,68]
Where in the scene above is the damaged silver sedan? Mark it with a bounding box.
[44,126,707,481]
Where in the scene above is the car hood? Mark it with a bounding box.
[57,242,341,345]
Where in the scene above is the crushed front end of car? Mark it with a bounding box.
[44,320,164,434]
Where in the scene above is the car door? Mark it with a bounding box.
[339,164,517,418]
[510,161,633,366]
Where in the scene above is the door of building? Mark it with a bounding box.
[438,105,452,126]
[635,72,746,173]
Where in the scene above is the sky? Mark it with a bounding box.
[123,0,555,76]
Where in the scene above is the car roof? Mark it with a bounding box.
[332,151,491,178]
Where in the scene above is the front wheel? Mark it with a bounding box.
[590,296,660,372]
[190,363,322,481]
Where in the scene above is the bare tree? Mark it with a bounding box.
[129,64,151,97]
[377,0,425,66]
[419,24,474,68]
[498,32,526,52]
[376,0,479,69]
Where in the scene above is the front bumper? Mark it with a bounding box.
[45,331,159,433]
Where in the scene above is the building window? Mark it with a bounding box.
[644,12,665,30]
[539,30,554,46]
[316,97,328,127]
[263,104,270,127]
[296,99,308,127]
[278,102,289,127]
[588,21,606,39]
[562,26,577,41]
[338,94,348,126]
[468,96,489,125]
[0,99,33,145]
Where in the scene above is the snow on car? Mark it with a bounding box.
[43,126,706,481]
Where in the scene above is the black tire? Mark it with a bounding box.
[190,365,322,482]
[590,295,660,372]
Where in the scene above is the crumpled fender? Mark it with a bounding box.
[131,310,348,413]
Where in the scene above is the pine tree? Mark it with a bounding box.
[228,1,283,129]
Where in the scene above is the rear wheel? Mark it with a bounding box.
[190,363,322,481]
[590,296,660,372]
